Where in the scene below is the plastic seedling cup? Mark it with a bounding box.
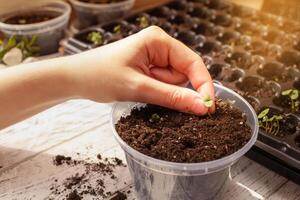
[0,0,71,55]
[111,83,259,200]
[69,0,135,29]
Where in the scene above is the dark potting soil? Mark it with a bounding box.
[116,99,252,163]
[4,11,59,25]
[49,154,128,200]
[78,0,126,4]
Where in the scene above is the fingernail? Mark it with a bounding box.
[192,98,208,115]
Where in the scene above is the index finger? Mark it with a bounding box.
[140,26,215,111]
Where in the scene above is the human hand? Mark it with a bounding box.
[69,26,215,114]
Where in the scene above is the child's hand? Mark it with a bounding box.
[70,26,215,114]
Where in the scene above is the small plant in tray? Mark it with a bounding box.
[258,108,283,136]
[86,31,103,46]
[281,89,299,113]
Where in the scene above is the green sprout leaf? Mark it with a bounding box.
[274,115,283,121]
[202,95,213,108]
[113,25,121,34]
[137,16,149,28]
[87,32,103,46]
[150,113,160,122]
[282,89,292,96]
[290,89,299,100]
[258,108,269,119]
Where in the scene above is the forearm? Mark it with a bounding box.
[0,56,78,129]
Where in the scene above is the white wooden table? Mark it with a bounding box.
[0,100,299,200]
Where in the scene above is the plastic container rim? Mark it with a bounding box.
[0,0,71,31]
[69,0,135,9]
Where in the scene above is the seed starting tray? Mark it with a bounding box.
[62,0,300,183]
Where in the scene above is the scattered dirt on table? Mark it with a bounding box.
[110,191,128,200]
[49,154,128,199]
[116,99,252,163]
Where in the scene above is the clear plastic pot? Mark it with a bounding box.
[111,83,259,200]
[70,0,135,29]
[0,1,71,55]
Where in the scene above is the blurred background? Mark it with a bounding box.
[1,0,299,21]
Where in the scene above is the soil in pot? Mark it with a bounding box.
[77,0,126,3]
[116,99,252,163]
[278,50,300,69]
[236,76,277,98]
[193,21,216,36]
[294,80,300,90]
[196,41,222,55]
[4,11,60,25]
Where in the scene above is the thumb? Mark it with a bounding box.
[136,75,209,115]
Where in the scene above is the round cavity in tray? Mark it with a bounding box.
[280,20,300,34]
[245,40,268,56]
[206,0,230,10]
[257,107,297,137]
[263,28,285,44]
[236,76,278,98]
[210,13,232,27]
[187,6,211,19]
[147,6,171,18]
[231,4,255,18]
[192,21,215,36]
[257,62,290,82]
[244,96,260,112]
[102,21,132,36]
[175,30,204,46]
[235,21,260,36]
[207,63,228,79]
[222,68,244,82]
[255,13,282,27]
[195,41,222,55]
[166,0,188,11]
[74,29,111,47]
[277,50,300,68]
[169,13,190,25]
[225,51,252,69]
[217,31,240,45]
[273,93,300,113]
[127,14,152,29]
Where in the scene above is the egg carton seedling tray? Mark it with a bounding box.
[62,0,300,181]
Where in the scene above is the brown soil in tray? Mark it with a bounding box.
[116,100,252,163]
[4,11,59,25]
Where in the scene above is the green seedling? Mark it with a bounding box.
[281,89,299,113]
[137,16,149,28]
[258,108,283,136]
[202,95,213,108]
[0,35,39,62]
[113,25,121,34]
[149,113,160,123]
[87,32,103,46]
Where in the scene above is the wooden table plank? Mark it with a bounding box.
[268,181,300,200]
[0,100,111,170]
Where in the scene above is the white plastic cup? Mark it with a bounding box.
[111,83,259,200]
[0,1,71,55]
[70,0,135,29]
